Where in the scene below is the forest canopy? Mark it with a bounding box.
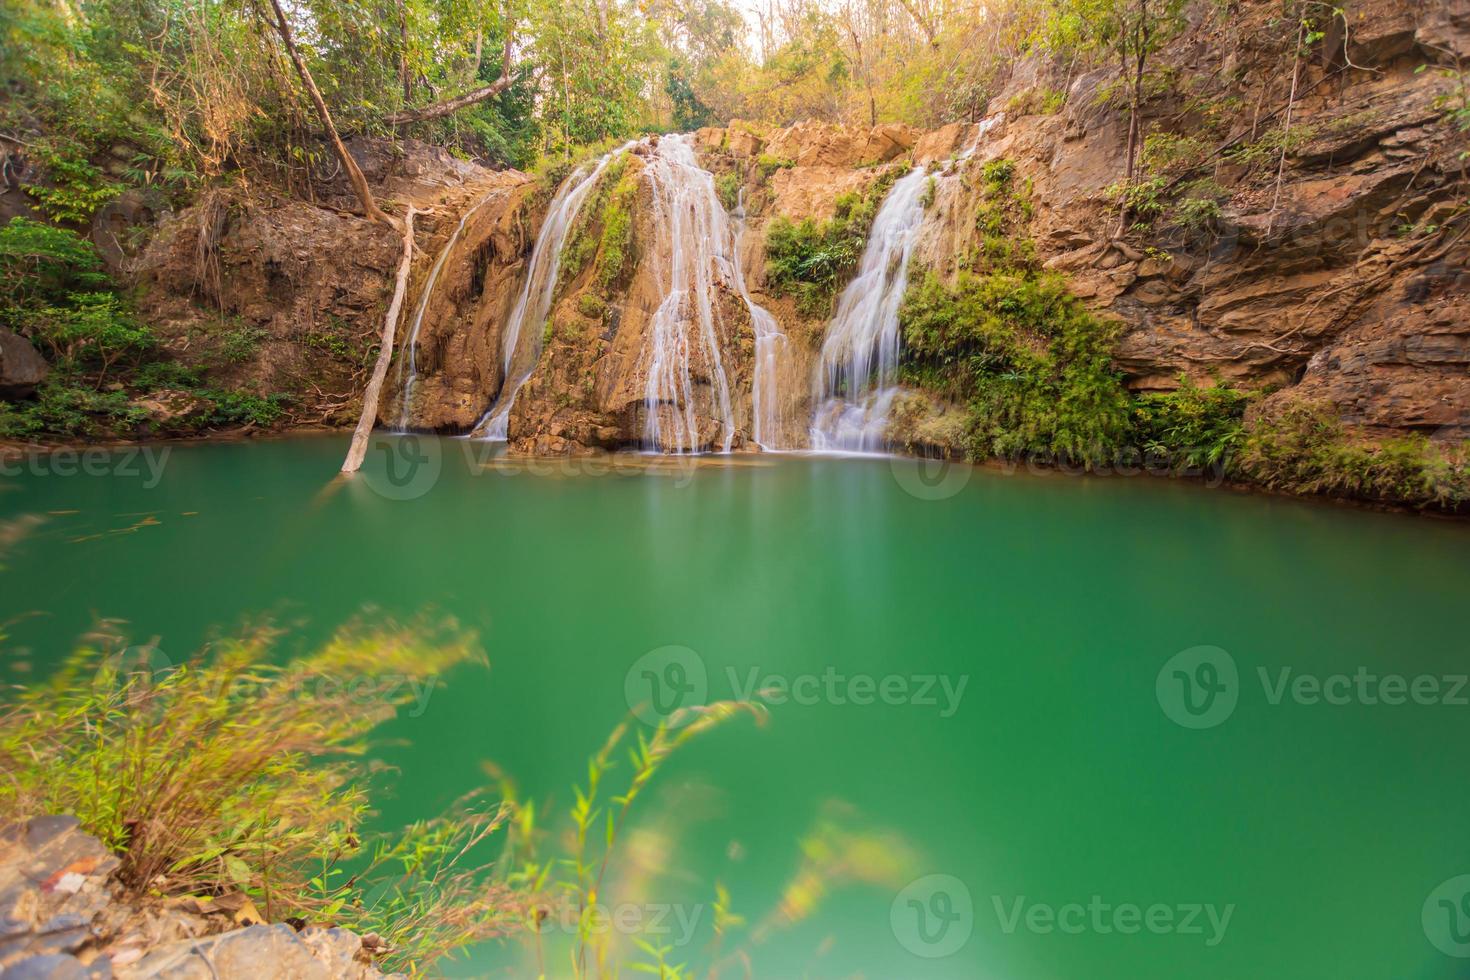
[0,0,1181,191]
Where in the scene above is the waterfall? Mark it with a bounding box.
[395,188,501,430]
[639,134,739,453]
[808,167,929,453]
[732,188,788,451]
[471,143,635,440]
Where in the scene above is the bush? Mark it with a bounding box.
[1131,376,1252,471]
[900,269,1131,464]
[1234,400,1470,510]
[765,167,900,315]
[0,218,108,313]
[27,292,155,384]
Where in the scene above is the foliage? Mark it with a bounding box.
[1131,375,1252,471]
[1234,400,1470,510]
[900,269,1131,464]
[0,219,108,314]
[764,167,900,315]
[25,292,155,384]
[0,616,532,973]
[973,158,1036,268]
[715,170,741,211]
[20,139,124,224]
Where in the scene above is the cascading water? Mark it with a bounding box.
[639,135,739,453]
[806,116,1005,453]
[470,143,635,440]
[395,188,502,430]
[732,188,789,450]
[808,167,929,452]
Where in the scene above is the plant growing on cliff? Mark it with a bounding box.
[765,166,901,315]
[1234,400,1470,510]
[899,269,1131,464]
[1131,375,1252,472]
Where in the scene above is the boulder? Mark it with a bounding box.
[0,328,49,399]
[131,389,215,427]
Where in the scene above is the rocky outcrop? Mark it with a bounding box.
[0,328,48,399]
[0,815,398,979]
[132,140,532,429]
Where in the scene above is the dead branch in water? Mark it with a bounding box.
[342,206,415,473]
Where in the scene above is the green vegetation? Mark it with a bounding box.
[1235,401,1470,510]
[594,167,641,291]
[0,217,286,440]
[764,167,901,316]
[0,614,765,974]
[1132,376,1252,472]
[716,170,742,211]
[900,269,1131,463]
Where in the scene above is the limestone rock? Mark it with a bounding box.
[0,327,49,399]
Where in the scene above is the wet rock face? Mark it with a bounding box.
[0,816,400,980]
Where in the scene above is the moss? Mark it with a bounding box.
[558,154,630,289]
[592,170,640,292]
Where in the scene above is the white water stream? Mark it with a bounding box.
[638,134,740,453]
[808,167,929,452]
[470,144,635,440]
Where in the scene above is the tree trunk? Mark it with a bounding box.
[342,207,415,473]
[383,36,514,126]
[265,0,396,229]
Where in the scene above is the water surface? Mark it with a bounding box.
[2,436,1468,978]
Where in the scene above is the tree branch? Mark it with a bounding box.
[264,0,396,228]
[383,34,515,127]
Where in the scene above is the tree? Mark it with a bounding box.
[262,0,396,228]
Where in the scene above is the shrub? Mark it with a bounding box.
[765,167,900,315]
[26,292,155,385]
[899,269,1131,464]
[21,139,124,224]
[0,218,108,312]
[1131,375,1252,471]
[716,170,742,212]
[1234,400,1470,510]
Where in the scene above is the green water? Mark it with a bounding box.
[3,435,1470,978]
